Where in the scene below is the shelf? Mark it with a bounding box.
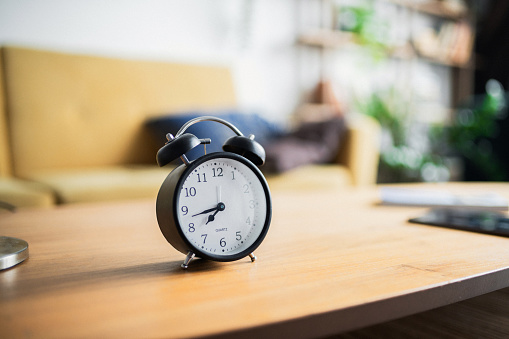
[387,0,468,19]
[297,29,354,49]
[297,29,471,68]
[415,51,472,68]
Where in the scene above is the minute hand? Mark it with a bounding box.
[191,207,218,217]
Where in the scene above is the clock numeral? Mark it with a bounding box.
[201,234,207,243]
[236,231,242,241]
[181,206,189,215]
[184,187,197,197]
[246,217,251,225]
[212,167,223,177]
[249,200,255,209]
[189,223,195,233]
[197,173,207,183]
[220,238,226,247]
[231,171,235,180]
[243,184,249,193]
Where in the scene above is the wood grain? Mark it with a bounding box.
[2,183,509,338]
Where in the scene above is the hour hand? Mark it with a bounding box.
[192,207,217,217]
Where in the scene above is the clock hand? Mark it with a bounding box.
[192,202,225,218]
[217,186,222,203]
[192,206,218,217]
[206,211,219,225]
[206,202,226,225]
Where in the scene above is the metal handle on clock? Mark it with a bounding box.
[175,116,244,138]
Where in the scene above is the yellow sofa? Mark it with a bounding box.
[0,46,380,208]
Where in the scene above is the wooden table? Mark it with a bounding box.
[2,183,509,338]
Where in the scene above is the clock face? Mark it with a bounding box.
[174,153,271,260]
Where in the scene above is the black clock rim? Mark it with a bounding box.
[173,152,272,262]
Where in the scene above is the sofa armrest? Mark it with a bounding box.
[0,178,55,209]
[336,115,381,186]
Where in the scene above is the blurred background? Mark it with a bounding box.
[1,0,507,184]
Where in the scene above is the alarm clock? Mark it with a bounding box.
[155,116,272,269]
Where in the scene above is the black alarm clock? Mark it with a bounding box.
[155,116,272,269]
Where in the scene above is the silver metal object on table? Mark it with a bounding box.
[0,236,29,270]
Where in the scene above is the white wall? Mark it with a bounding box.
[0,0,453,126]
[0,0,300,123]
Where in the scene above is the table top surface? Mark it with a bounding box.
[2,182,509,338]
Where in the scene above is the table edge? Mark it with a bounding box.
[202,265,509,339]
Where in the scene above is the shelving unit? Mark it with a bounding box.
[297,2,473,64]
[297,0,475,119]
[296,0,476,182]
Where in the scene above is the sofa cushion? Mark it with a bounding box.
[27,165,173,204]
[146,111,283,164]
[264,117,347,173]
[0,178,55,209]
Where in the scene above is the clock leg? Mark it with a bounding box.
[181,251,195,269]
[249,253,257,262]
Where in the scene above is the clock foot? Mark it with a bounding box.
[181,251,195,269]
[249,253,257,262]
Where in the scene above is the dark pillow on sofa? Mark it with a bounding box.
[145,111,283,163]
[263,117,347,173]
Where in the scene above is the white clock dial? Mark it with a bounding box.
[176,156,268,256]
